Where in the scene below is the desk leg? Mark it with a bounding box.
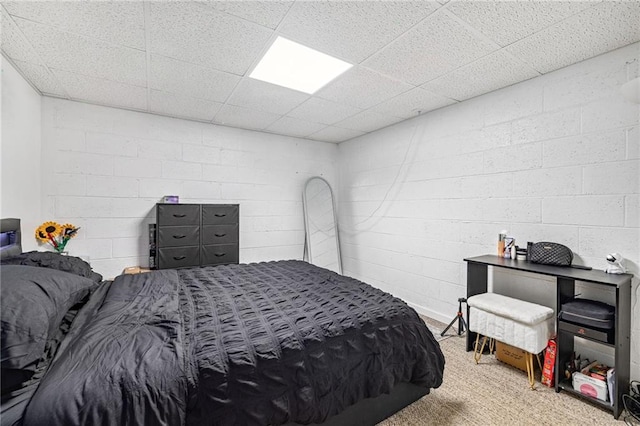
[466,262,488,352]
[613,280,631,419]
[555,278,575,392]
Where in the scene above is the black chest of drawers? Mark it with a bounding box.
[155,203,239,269]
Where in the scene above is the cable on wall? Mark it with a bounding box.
[340,116,426,236]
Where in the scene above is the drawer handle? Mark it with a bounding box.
[214,253,226,257]
[173,214,187,218]
[214,233,226,237]
[214,213,226,217]
[173,256,186,260]
[173,235,186,239]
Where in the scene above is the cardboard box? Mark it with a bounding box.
[495,341,530,372]
[572,371,608,402]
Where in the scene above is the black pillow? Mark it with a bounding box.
[1,251,102,282]
[1,265,96,393]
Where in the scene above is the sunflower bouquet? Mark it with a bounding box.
[35,221,80,253]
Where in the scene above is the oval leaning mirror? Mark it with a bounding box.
[303,177,342,274]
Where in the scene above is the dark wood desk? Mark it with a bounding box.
[464,255,632,418]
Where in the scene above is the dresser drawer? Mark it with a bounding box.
[158,226,199,247]
[202,205,238,225]
[202,224,238,245]
[201,244,239,266]
[158,246,200,269]
[158,204,200,226]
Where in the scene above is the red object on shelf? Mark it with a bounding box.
[542,337,557,387]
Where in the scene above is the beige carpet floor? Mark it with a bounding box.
[378,321,625,426]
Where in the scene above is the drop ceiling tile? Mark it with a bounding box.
[149,90,222,122]
[266,116,326,138]
[446,1,595,47]
[287,97,361,125]
[149,55,240,103]
[506,2,640,74]
[226,78,310,115]
[316,66,414,110]
[363,10,498,85]
[335,110,405,133]
[423,49,540,101]
[199,0,293,29]
[279,1,441,63]
[4,0,635,142]
[148,2,272,75]
[0,8,41,63]
[308,126,365,143]
[52,69,147,111]
[214,104,281,131]
[369,87,456,119]
[13,17,146,87]
[11,59,66,97]
[3,1,145,49]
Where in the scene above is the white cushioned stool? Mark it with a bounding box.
[468,293,554,389]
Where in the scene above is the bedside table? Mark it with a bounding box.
[122,266,152,275]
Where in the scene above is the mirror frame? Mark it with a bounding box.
[302,177,343,275]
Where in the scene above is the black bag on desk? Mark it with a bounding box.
[529,242,573,266]
[560,299,615,329]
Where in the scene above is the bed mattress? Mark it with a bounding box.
[21,260,444,426]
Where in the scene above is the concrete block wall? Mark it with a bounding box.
[1,58,42,248]
[337,43,639,379]
[41,97,337,279]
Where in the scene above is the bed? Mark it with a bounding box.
[1,218,445,426]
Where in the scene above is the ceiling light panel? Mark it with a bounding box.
[250,37,352,94]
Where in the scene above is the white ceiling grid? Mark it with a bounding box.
[1,0,639,143]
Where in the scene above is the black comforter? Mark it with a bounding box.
[22,260,444,425]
